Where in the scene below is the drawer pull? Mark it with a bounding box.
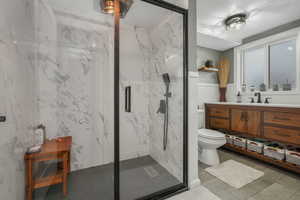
[273,116,290,121]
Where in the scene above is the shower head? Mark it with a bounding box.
[162,73,170,86]
[100,0,133,18]
[120,0,133,18]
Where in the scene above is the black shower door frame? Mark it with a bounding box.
[114,0,189,199]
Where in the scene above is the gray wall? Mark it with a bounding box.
[197,46,221,67]
[196,46,235,84]
[243,19,300,44]
[197,47,221,83]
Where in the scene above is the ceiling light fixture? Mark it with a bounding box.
[100,0,115,14]
[224,13,247,31]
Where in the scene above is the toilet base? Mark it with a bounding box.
[198,148,220,166]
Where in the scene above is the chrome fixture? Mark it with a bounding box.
[249,97,255,103]
[100,0,134,18]
[224,13,247,30]
[157,73,172,151]
[264,97,272,104]
[162,73,171,151]
[254,92,262,103]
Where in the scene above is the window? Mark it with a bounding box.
[269,39,297,89]
[241,37,298,92]
[243,46,266,90]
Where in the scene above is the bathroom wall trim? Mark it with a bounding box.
[114,0,189,200]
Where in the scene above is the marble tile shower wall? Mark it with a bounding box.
[0,0,37,199]
[148,14,184,181]
[0,1,185,199]
[36,1,152,171]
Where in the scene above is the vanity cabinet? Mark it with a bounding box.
[205,103,300,174]
[205,103,300,146]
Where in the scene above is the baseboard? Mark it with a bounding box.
[189,178,201,189]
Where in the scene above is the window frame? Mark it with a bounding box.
[235,28,300,95]
[241,44,268,90]
[267,37,298,90]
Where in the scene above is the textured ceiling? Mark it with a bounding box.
[197,0,300,50]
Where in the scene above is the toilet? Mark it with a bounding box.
[198,129,226,166]
[197,110,226,166]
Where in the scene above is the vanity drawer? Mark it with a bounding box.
[208,107,229,118]
[210,118,229,130]
[264,126,300,145]
[264,112,300,128]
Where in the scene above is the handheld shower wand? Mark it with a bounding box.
[156,73,171,151]
[162,73,171,151]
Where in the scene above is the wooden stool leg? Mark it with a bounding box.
[26,159,33,200]
[63,153,68,196]
[67,152,71,173]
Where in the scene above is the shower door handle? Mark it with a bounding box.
[125,86,131,112]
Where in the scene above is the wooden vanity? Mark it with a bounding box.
[205,103,300,173]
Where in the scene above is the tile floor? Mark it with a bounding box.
[167,186,221,200]
[199,149,300,200]
[168,148,300,200]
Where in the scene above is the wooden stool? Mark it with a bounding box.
[24,136,72,200]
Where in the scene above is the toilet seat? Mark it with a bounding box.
[198,128,225,140]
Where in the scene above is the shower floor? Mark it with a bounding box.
[33,156,180,200]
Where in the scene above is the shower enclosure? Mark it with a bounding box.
[0,0,188,200]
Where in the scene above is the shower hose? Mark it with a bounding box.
[163,86,169,151]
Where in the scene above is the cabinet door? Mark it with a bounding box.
[231,109,248,133]
[231,109,261,136]
[247,111,261,136]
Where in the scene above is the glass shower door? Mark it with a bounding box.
[118,0,188,199]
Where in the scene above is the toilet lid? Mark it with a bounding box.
[198,129,225,139]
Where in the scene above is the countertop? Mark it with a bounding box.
[204,102,300,109]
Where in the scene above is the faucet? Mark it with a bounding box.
[264,97,272,104]
[254,92,262,103]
